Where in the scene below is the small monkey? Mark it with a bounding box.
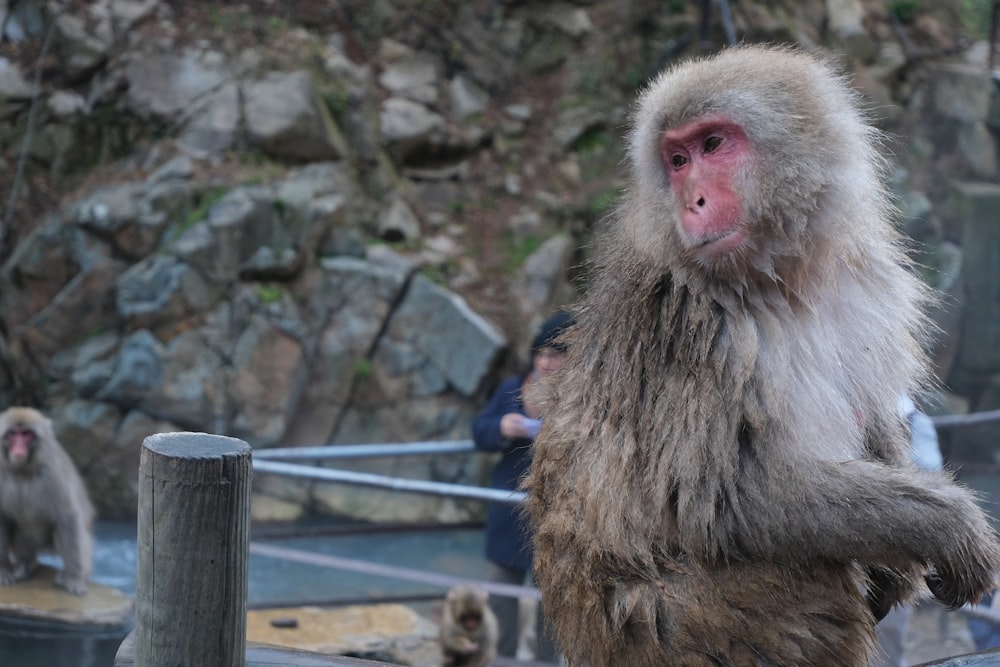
[0,407,95,595]
[439,583,499,667]
[524,45,1000,666]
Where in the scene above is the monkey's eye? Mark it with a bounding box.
[703,136,723,153]
[670,153,688,169]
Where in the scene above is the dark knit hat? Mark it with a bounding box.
[532,310,574,352]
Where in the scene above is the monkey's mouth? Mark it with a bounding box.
[692,228,747,259]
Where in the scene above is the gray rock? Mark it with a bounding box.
[513,232,575,323]
[547,7,594,38]
[379,59,439,105]
[508,208,543,236]
[47,91,87,118]
[280,256,409,447]
[49,399,122,468]
[116,254,220,331]
[379,97,446,161]
[378,197,422,242]
[0,58,37,101]
[132,327,223,430]
[47,330,120,396]
[926,242,963,380]
[957,122,998,178]
[73,182,185,259]
[933,64,994,123]
[554,105,606,148]
[2,0,45,42]
[147,155,195,184]
[97,329,166,404]
[504,104,533,122]
[244,70,347,162]
[825,0,878,62]
[228,314,307,446]
[323,44,372,88]
[174,185,298,282]
[108,0,161,32]
[377,274,507,398]
[110,408,180,509]
[449,74,489,120]
[53,14,112,81]
[19,257,123,369]
[274,162,359,233]
[898,191,934,224]
[177,82,241,158]
[124,50,229,120]
[0,220,88,330]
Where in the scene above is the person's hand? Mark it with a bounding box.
[500,413,536,439]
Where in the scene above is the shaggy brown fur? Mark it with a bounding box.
[524,45,1000,667]
[0,407,95,595]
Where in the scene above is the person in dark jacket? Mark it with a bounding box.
[471,310,573,662]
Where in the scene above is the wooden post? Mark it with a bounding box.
[134,432,251,667]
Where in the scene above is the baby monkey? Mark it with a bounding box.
[439,583,499,667]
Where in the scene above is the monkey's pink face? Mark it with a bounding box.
[659,116,750,262]
[3,426,35,466]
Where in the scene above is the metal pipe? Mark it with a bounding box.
[252,407,1000,461]
[253,440,476,460]
[252,459,526,506]
[931,409,1000,428]
[249,542,540,601]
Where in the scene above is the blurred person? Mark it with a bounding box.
[471,310,573,663]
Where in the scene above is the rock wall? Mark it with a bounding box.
[1,0,1000,520]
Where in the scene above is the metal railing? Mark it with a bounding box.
[252,439,528,505]
[252,407,1000,505]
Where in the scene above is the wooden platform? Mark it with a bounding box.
[116,631,560,667]
[116,632,392,666]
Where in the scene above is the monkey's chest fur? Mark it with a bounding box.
[527,273,914,666]
[0,470,62,549]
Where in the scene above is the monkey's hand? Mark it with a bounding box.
[925,568,993,611]
[0,560,35,585]
[924,534,1000,610]
[455,637,478,653]
[865,566,915,621]
[54,570,89,595]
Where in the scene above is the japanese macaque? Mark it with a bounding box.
[524,45,1000,667]
[439,583,499,667]
[0,407,95,595]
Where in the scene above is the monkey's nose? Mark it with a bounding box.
[687,195,707,212]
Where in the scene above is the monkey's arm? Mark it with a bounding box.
[49,472,93,595]
[678,456,999,608]
[471,376,526,452]
[441,628,478,653]
[0,520,15,585]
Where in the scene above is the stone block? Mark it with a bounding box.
[933,64,994,123]
[952,181,1000,376]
